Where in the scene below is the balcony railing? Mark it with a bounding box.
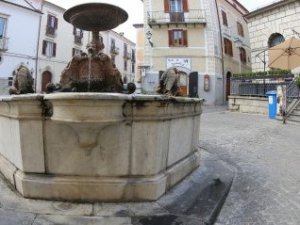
[46,26,56,36]
[110,46,119,55]
[74,36,82,45]
[148,9,206,28]
[123,52,131,59]
[0,37,9,51]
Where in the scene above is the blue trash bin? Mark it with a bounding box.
[266,90,277,119]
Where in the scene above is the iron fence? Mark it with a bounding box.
[231,75,294,97]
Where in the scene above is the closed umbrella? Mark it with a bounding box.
[268,37,300,70]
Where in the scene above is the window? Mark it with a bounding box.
[0,17,7,38]
[111,38,115,50]
[111,55,115,64]
[0,16,8,50]
[239,47,246,63]
[221,10,228,26]
[131,49,135,74]
[124,59,128,71]
[42,40,56,57]
[164,0,188,12]
[132,62,135,74]
[268,33,285,48]
[169,29,188,47]
[46,14,58,35]
[110,38,119,54]
[237,22,244,37]
[131,49,135,63]
[123,43,128,58]
[73,27,83,44]
[224,38,233,56]
[72,48,81,56]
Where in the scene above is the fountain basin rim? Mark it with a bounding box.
[63,2,128,31]
[0,93,203,103]
[44,93,203,103]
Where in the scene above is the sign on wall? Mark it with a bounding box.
[167,58,191,70]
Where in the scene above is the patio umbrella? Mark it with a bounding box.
[268,37,300,70]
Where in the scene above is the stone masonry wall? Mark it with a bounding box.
[247,0,300,72]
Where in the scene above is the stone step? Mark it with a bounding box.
[287,115,300,123]
[291,110,300,116]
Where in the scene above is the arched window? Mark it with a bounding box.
[268,33,285,48]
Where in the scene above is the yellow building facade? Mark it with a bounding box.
[138,0,251,104]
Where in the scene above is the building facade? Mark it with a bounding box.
[101,30,136,85]
[133,23,145,93]
[0,0,136,94]
[141,0,251,104]
[0,0,43,95]
[245,0,300,72]
[36,1,89,93]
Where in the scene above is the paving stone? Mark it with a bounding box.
[0,208,36,225]
[200,108,300,225]
[0,174,93,216]
[33,215,131,225]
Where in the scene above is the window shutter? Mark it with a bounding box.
[164,0,169,12]
[73,26,76,35]
[183,30,188,47]
[168,30,173,47]
[80,30,83,38]
[182,0,188,12]
[53,43,56,57]
[72,48,75,56]
[54,17,58,29]
[42,40,47,55]
[47,14,51,27]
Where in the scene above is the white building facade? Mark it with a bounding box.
[101,30,136,84]
[0,0,43,95]
[36,1,89,93]
[245,0,300,72]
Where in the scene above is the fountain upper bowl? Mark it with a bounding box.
[63,3,128,31]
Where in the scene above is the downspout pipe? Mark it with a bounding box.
[214,0,225,104]
[35,1,44,93]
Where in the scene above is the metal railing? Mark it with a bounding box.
[110,46,119,55]
[0,37,9,51]
[231,75,294,97]
[147,9,206,26]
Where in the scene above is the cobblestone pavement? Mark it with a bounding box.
[200,107,300,225]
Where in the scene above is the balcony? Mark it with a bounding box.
[74,36,82,45]
[0,37,9,51]
[123,52,131,60]
[110,46,119,55]
[46,26,56,36]
[147,9,206,28]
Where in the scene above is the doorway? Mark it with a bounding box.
[41,71,52,92]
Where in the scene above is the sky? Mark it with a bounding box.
[47,0,281,42]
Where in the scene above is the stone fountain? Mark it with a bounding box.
[48,3,135,93]
[0,3,203,202]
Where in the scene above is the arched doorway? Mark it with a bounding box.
[41,71,52,92]
[178,71,188,96]
[226,72,232,101]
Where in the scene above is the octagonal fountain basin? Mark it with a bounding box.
[0,93,203,202]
